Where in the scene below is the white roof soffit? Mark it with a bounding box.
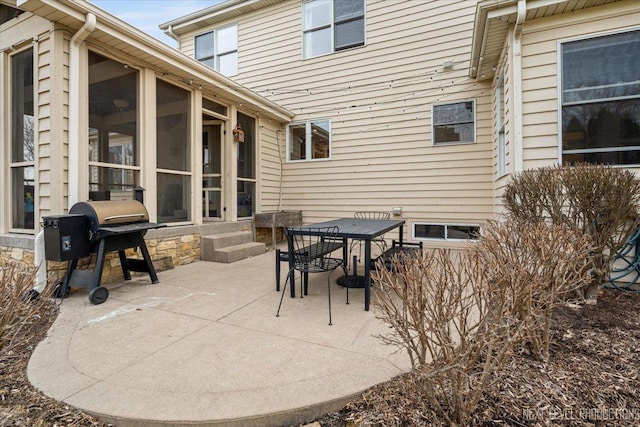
[16,0,294,122]
[469,0,622,81]
[159,0,286,36]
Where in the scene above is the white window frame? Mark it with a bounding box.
[302,0,365,60]
[432,100,476,146]
[558,28,640,166]
[412,223,481,242]
[286,119,332,162]
[9,46,36,234]
[195,24,238,77]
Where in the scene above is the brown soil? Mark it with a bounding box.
[1,290,639,426]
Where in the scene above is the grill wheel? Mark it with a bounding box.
[89,287,109,305]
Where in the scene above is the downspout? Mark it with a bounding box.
[513,0,526,172]
[68,13,96,207]
[165,25,178,41]
[30,230,47,297]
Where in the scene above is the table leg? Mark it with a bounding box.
[364,239,371,311]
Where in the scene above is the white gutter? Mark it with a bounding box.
[68,13,96,207]
[513,0,526,173]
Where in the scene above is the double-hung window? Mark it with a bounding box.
[433,101,476,145]
[287,120,331,161]
[303,0,365,59]
[561,30,640,165]
[195,24,238,76]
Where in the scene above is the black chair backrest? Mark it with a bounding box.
[354,211,390,220]
[288,226,341,272]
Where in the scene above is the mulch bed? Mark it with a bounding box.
[1,290,639,426]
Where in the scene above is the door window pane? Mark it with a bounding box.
[236,113,255,179]
[237,181,255,218]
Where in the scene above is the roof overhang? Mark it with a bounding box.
[159,0,286,37]
[15,0,294,122]
[469,0,623,81]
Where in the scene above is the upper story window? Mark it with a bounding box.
[195,24,238,77]
[303,0,365,59]
[287,119,331,161]
[0,4,25,25]
[433,101,476,145]
[561,30,640,165]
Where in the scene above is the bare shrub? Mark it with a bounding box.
[373,249,519,425]
[372,219,594,423]
[472,219,594,360]
[503,163,640,301]
[0,262,56,360]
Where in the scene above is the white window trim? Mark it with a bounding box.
[412,222,481,242]
[286,119,332,162]
[195,23,238,77]
[301,0,366,60]
[557,26,640,165]
[432,99,476,146]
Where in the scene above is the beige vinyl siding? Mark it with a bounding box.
[257,118,285,212]
[178,0,494,237]
[36,28,69,216]
[520,0,640,170]
[0,13,54,232]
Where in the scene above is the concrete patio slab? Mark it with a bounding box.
[27,249,411,426]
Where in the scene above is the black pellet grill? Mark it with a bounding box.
[43,200,165,304]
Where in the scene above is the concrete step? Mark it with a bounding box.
[202,230,254,251]
[203,241,266,263]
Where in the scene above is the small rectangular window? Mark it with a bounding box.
[414,223,481,241]
[287,120,331,161]
[433,101,475,145]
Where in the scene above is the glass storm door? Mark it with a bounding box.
[203,123,223,220]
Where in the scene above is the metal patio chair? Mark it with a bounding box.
[276,226,348,325]
[350,211,390,263]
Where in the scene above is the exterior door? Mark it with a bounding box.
[203,123,223,220]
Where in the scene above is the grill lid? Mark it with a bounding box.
[70,200,150,231]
